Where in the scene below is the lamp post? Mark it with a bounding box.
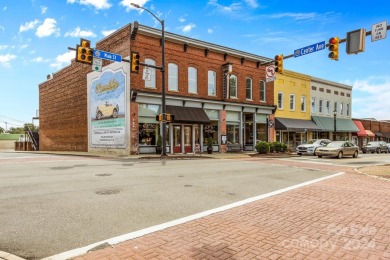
[333,110,337,141]
[131,3,167,156]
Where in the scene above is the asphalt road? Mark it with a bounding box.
[0,151,388,259]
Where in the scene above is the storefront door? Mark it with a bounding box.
[173,125,181,153]
[184,125,192,153]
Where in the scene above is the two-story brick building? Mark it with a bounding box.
[39,22,277,155]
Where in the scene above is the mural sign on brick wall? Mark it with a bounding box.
[89,69,127,148]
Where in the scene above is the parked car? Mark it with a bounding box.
[387,143,390,153]
[316,141,359,159]
[296,139,331,156]
[362,141,388,154]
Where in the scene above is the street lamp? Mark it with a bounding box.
[131,3,167,156]
[333,109,337,141]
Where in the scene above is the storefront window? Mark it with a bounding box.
[256,124,266,142]
[227,123,239,144]
[203,122,218,144]
[139,123,158,145]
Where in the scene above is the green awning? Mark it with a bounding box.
[312,116,359,132]
[275,117,321,131]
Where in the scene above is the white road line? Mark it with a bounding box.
[43,171,345,260]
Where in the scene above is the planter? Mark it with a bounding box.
[207,147,213,154]
[156,147,162,155]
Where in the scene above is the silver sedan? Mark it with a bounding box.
[316,141,359,159]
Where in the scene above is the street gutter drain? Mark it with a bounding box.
[95,173,112,177]
[95,189,120,195]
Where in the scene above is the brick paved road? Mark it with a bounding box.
[71,159,390,260]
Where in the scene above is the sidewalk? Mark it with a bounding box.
[65,165,389,260]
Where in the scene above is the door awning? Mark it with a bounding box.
[312,116,359,132]
[353,120,370,136]
[365,130,375,137]
[375,132,384,137]
[275,117,321,131]
[164,105,211,124]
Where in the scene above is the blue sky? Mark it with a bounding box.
[1,0,390,131]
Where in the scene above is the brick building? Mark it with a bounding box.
[39,22,276,155]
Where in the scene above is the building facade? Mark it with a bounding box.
[39,22,276,155]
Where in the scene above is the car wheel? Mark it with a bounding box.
[318,155,322,158]
[112,109,118,118]
[363,151,366,154]
[96,111,102,120]
[297,153,302,156]
[337,151,343,159]
[313,149,317,156]
[353,150,358,158]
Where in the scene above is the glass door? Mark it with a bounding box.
[173,125,181,153]
[184,125,192,153]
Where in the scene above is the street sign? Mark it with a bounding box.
[93,49,122,62]
[142,67,151,81]
[371,21,387,42]
[294,41,326,58]
[266,65,276,82]
[92,58,102,72]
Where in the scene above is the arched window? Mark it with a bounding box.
[229,74,237,98]
[208,70,216,96]
[188,67,197,93]
[144,58,156,89]
[168,63,178,91]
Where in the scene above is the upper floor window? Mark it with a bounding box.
[340,102,344,116]
[334,101,338,113]
[260,81,266,102]
[144,58,156,89]
[301,96,306,112]
[326,100,330,114]
[188,67,197,93]
[346,104,350,116]
[319,99,323,114]
[289,94,295,110]
[208,70,216,96]
[229,74,237,98]
[278,92,284,109]
[168,63,178,91]
[311,97,316,113]
[246,78,252,100]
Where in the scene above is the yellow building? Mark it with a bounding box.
[273,70,321,148]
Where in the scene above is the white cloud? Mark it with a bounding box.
[20,44,28,49]
[120,0,149,12]
[181,23,196,33]
[347,76,390,120]
[64,27,97,38]
[0,54,17,67]
[41,6,48,14]
[101,29,116,37]
[207,28,214,34]
[50,51,74,69]
[20,19,39,32]
[0,26,4,33]
[207,0,242,13]
[68,0,111,9]
[3,6,7,11]
[36,18,60,38]
[31,57,49,63]
[0,45,8,51]
[244,0,259,8]
[179,17,185,23]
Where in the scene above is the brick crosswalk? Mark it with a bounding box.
[73,163,390,260]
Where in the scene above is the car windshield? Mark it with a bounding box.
[367,142,379,146]
[307,140,317,144]
[326,142,343,148]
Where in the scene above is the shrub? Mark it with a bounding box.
[272,142,283,152]
[255,141,270,154]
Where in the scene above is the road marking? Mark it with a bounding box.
[43,171,345,260]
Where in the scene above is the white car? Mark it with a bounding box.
[296,139,331,156]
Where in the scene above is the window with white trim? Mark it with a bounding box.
[246,78,252,100]
[301,96,306,112]
[188,67,197,93]
[311,97,316,113]
[289,94,295,110]
[260,81,266,102]
[278,92,284,109]
[168,63,178,91]
[208,70,216,96]
[229,74,237,98]
[144,58,156,89]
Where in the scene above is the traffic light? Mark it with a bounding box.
[166,114,174,122]
[76,39,93,65]
[156,114,163,122]
[274,54,283,73]
[328,37,339,61]
[131,51,140,73]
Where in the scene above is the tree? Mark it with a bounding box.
[0,127,4,134]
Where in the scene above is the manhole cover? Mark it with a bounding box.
[95,189,120,195]
[95,173,112,177]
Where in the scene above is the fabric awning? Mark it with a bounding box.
[366,130,375,137]
[164,105,211,124]
[382,132,390,138]
[353,120,368,137]
[275,117,321,131]
[312,116,359,132]
[375,132,384,137]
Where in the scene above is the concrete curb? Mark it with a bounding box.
[0,251,26,260]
